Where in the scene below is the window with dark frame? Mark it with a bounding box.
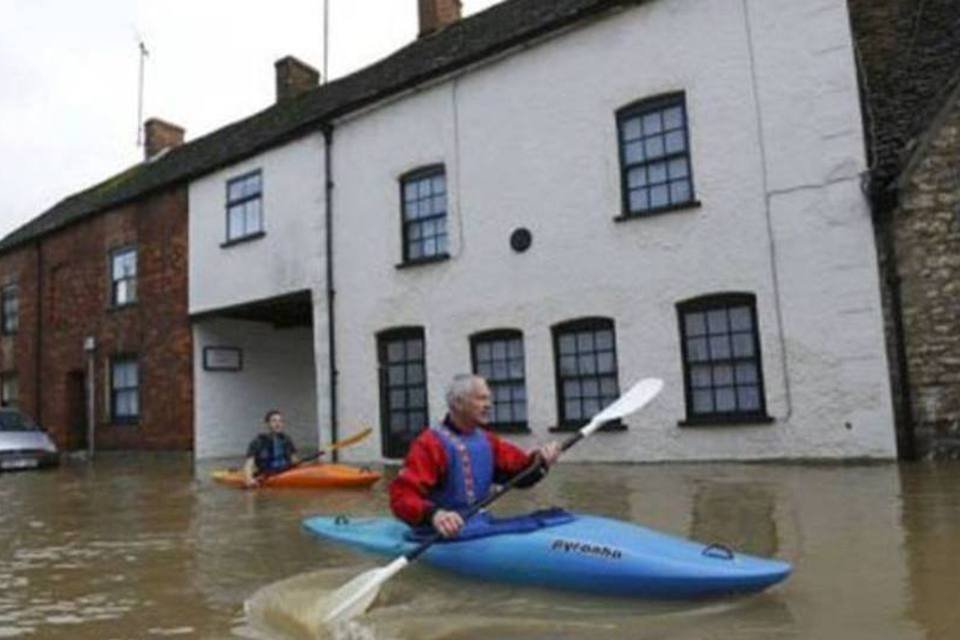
[400,166,448,263]
[0,373,18,408]
[471,330,528,432]
[617,93,695,216]
[677,293,769,424]
[111,357,140,423]
[552,318,621,430]
[1,285,18,334]
[377,328,428,458]
[110,247,137,307]
[226,170,263,243]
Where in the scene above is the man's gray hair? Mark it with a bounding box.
[446,373,484,409]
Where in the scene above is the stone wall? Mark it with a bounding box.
[849,0,960,458]
[848,0,960,185]
[0,246,40,420]
[894,94,960,458]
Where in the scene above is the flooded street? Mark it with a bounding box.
[1,455,958,639]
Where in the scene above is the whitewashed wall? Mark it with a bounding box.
[188,133,326,314]
[193,318,318,459]
[329,0,895,462]
[189,132,328,459]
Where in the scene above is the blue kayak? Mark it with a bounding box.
[302,509,791,599]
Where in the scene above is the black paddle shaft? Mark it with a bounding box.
[255,450,324,481]
[405,429,584,562]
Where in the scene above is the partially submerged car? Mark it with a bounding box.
[0,408,59,471]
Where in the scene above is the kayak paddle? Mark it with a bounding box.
[256,426,373,482]
[321,377,664,625]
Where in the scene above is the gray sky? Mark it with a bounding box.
[0,0,501,240]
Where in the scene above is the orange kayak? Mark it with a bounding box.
[211,463,381,489]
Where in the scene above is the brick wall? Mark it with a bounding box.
[894,95,960,458]
[0,246,39,419]
[0,186,192,450]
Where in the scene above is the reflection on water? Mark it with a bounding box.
[690,481,778,558]
[0,455,958,638]
[901,465,960,640]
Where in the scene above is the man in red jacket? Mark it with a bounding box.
[389,374,561,538]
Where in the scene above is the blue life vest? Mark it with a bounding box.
[429,423,494,513]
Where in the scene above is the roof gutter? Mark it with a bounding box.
[851,22,917,461]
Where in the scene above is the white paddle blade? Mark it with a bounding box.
[581,378,663,438]
[323,557,409,625]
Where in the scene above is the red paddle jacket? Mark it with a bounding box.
[389,418,544,526]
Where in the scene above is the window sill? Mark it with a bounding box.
[549,420,626,433]
[678,414,775,427]
[221,231,266,248]
[109,417,140,426]
[395,253,451,270]
[614,200,702,222]
[107,302,137,313]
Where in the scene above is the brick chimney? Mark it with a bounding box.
[144,118,185,160]
[418,0,462,37]
[275,56,320,103]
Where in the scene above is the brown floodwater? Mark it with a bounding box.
[1,454,958,639]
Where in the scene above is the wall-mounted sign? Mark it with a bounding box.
[203,346,243,372]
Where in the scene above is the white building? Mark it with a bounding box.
[189,59,328,458]
[189,0,896,462]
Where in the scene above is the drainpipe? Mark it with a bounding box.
[83,336,97,458]
[34,241,43,427]
[323,124,339,462]
[872,185,917,460]
[848,17,917,460]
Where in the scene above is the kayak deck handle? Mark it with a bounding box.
[702,543,735,560]
[335,515,350,525]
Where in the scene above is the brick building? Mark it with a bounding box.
[0,120,193,451]
[849,0,960,458]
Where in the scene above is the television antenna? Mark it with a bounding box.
[135,36,149,147]
[323,0,329,83]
